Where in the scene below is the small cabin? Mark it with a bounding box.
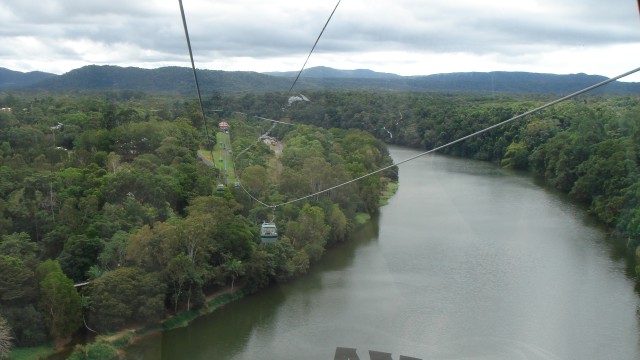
[260,222,277,243]
[219,121,229,133]
[216,184,225,193]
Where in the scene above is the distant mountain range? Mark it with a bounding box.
[1,65,639,95]
[264,66,402,79]
[0,68,57,88]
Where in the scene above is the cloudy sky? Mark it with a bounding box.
[1,0,639,81]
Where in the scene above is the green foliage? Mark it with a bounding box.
[86,267,166,332]
[58,235,103,282]
[38,270,82,340]
[287,205,330,262]
[501,141,529,170]
[0,255,35,304]
[0,305,47,347]
[0,232,39,264]
[165,253,201,313]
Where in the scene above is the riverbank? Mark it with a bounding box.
[9,173,397,360]
[7,288,243,360]
[18,179,398,360]
[50,289,244,360]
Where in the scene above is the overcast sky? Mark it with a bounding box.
[1,0,639,81]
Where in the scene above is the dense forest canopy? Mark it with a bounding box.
[0,89,638,353]
[0,91,394,349]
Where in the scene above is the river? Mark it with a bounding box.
[126,146,640,360]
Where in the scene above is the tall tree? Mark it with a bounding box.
[225,258,245,290]
[165,253,200,313]
[38,270,82,343]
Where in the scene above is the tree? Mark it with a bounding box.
[241,165,268,196]
[165,253,200,313]
[287,204,329,262]
[327,204,348,245]
[58,235,103,282]
[98,231,128,270]
[0,255,34,304]
[0,315,12,360]
[105,152,121,174]
[87,267,166,332]
[35,259,63,282]
[0,232,40,261]
[501,141,529,170]
[39,270,82,342]
[225,258,245,290]
[125,223,175,272]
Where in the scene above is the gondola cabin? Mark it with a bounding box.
[216,184,225,193]
[260,222,278,243]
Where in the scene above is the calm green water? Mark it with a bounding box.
[126,146,640,360]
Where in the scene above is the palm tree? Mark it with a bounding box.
[226,258,245,290]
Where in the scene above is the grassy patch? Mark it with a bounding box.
[197,149,213,161]
[161,291,244,331]
[105,331,135,348]
[204,292,244,313]
[10,344,55,360]
[214,132,237,185]
[162,309,200,330]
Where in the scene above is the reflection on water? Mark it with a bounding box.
[127,146,640,360]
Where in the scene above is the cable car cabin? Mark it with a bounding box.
[260,222,278,243]
[216,184,225,193]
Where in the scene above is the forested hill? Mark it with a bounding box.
[3,65,640,95]
[0,68,56,89]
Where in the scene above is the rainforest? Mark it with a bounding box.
[0,89,638,359]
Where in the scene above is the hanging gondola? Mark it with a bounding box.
[260,222,278,243]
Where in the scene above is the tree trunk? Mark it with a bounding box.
[187,283,192,311]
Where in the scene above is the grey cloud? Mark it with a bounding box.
[0,0,638,74]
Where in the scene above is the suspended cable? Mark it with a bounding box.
[264,66,640,208]
[232,1,342,166]
[234,122,278,161]
[232,112,295,126]
[288,0,342,95]
[255,116,296,126]
[178,0,215,165]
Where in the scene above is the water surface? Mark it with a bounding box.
[127,146,640,360]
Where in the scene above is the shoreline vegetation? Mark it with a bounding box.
[73,180,399,360]
[3,89,638,359]
[17,183,398,360]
